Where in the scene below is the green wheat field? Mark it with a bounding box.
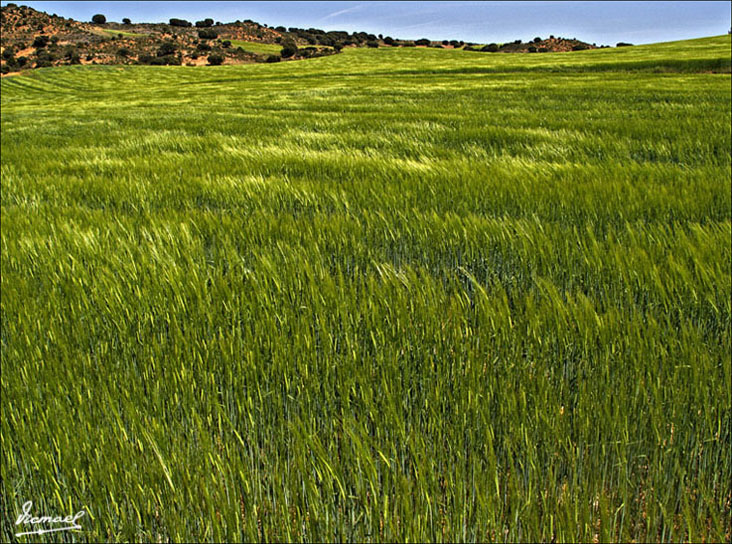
[1,36,731,542]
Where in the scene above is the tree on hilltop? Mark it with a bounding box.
[91,14,106,25]
[169,18,191,27]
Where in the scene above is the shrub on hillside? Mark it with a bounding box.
[2,47,15,60]
[198,29,217,40]
[32,35,49,48]
[157,42,177,56]
[158,55,181,65]
[366,41,379,48]
[221,40,231,48]
[616,42,633,47]
[534,37,542,43]
[34,51,56,67]
[117,47,131,57]
[481,43,499,52]
[139,54,180,65]
[266,54,281,63]
[538,47,548,53]
[195,18,214,28]
[298,46,317,58]
[528,46,537,53]
[207,54,224,65]
[572,44,589,51]
[415,38,430,46]
[280,43,298,58]
[196,42,212,52]
[122,18,131,24]
[91,14,106,25]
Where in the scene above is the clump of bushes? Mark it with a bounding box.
[415,38,430,46]
[207,54,224,65]
[32,35,49,48]
[266,54,281,63]
[139,54,180,65]
[366,41,379,48]
[198,29,217,40]
[481,43,499,52]
[35,50,56,67]
[157,42,177,56]
[280,40,297,58]
[195,18,214,28]
[616,42,633,47]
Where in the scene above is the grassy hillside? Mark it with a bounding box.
[1,35,730,542]
[228,39,284,55]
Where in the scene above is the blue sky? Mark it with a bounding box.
[3,1,730,45]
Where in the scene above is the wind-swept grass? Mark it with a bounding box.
[1,35,730,542]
